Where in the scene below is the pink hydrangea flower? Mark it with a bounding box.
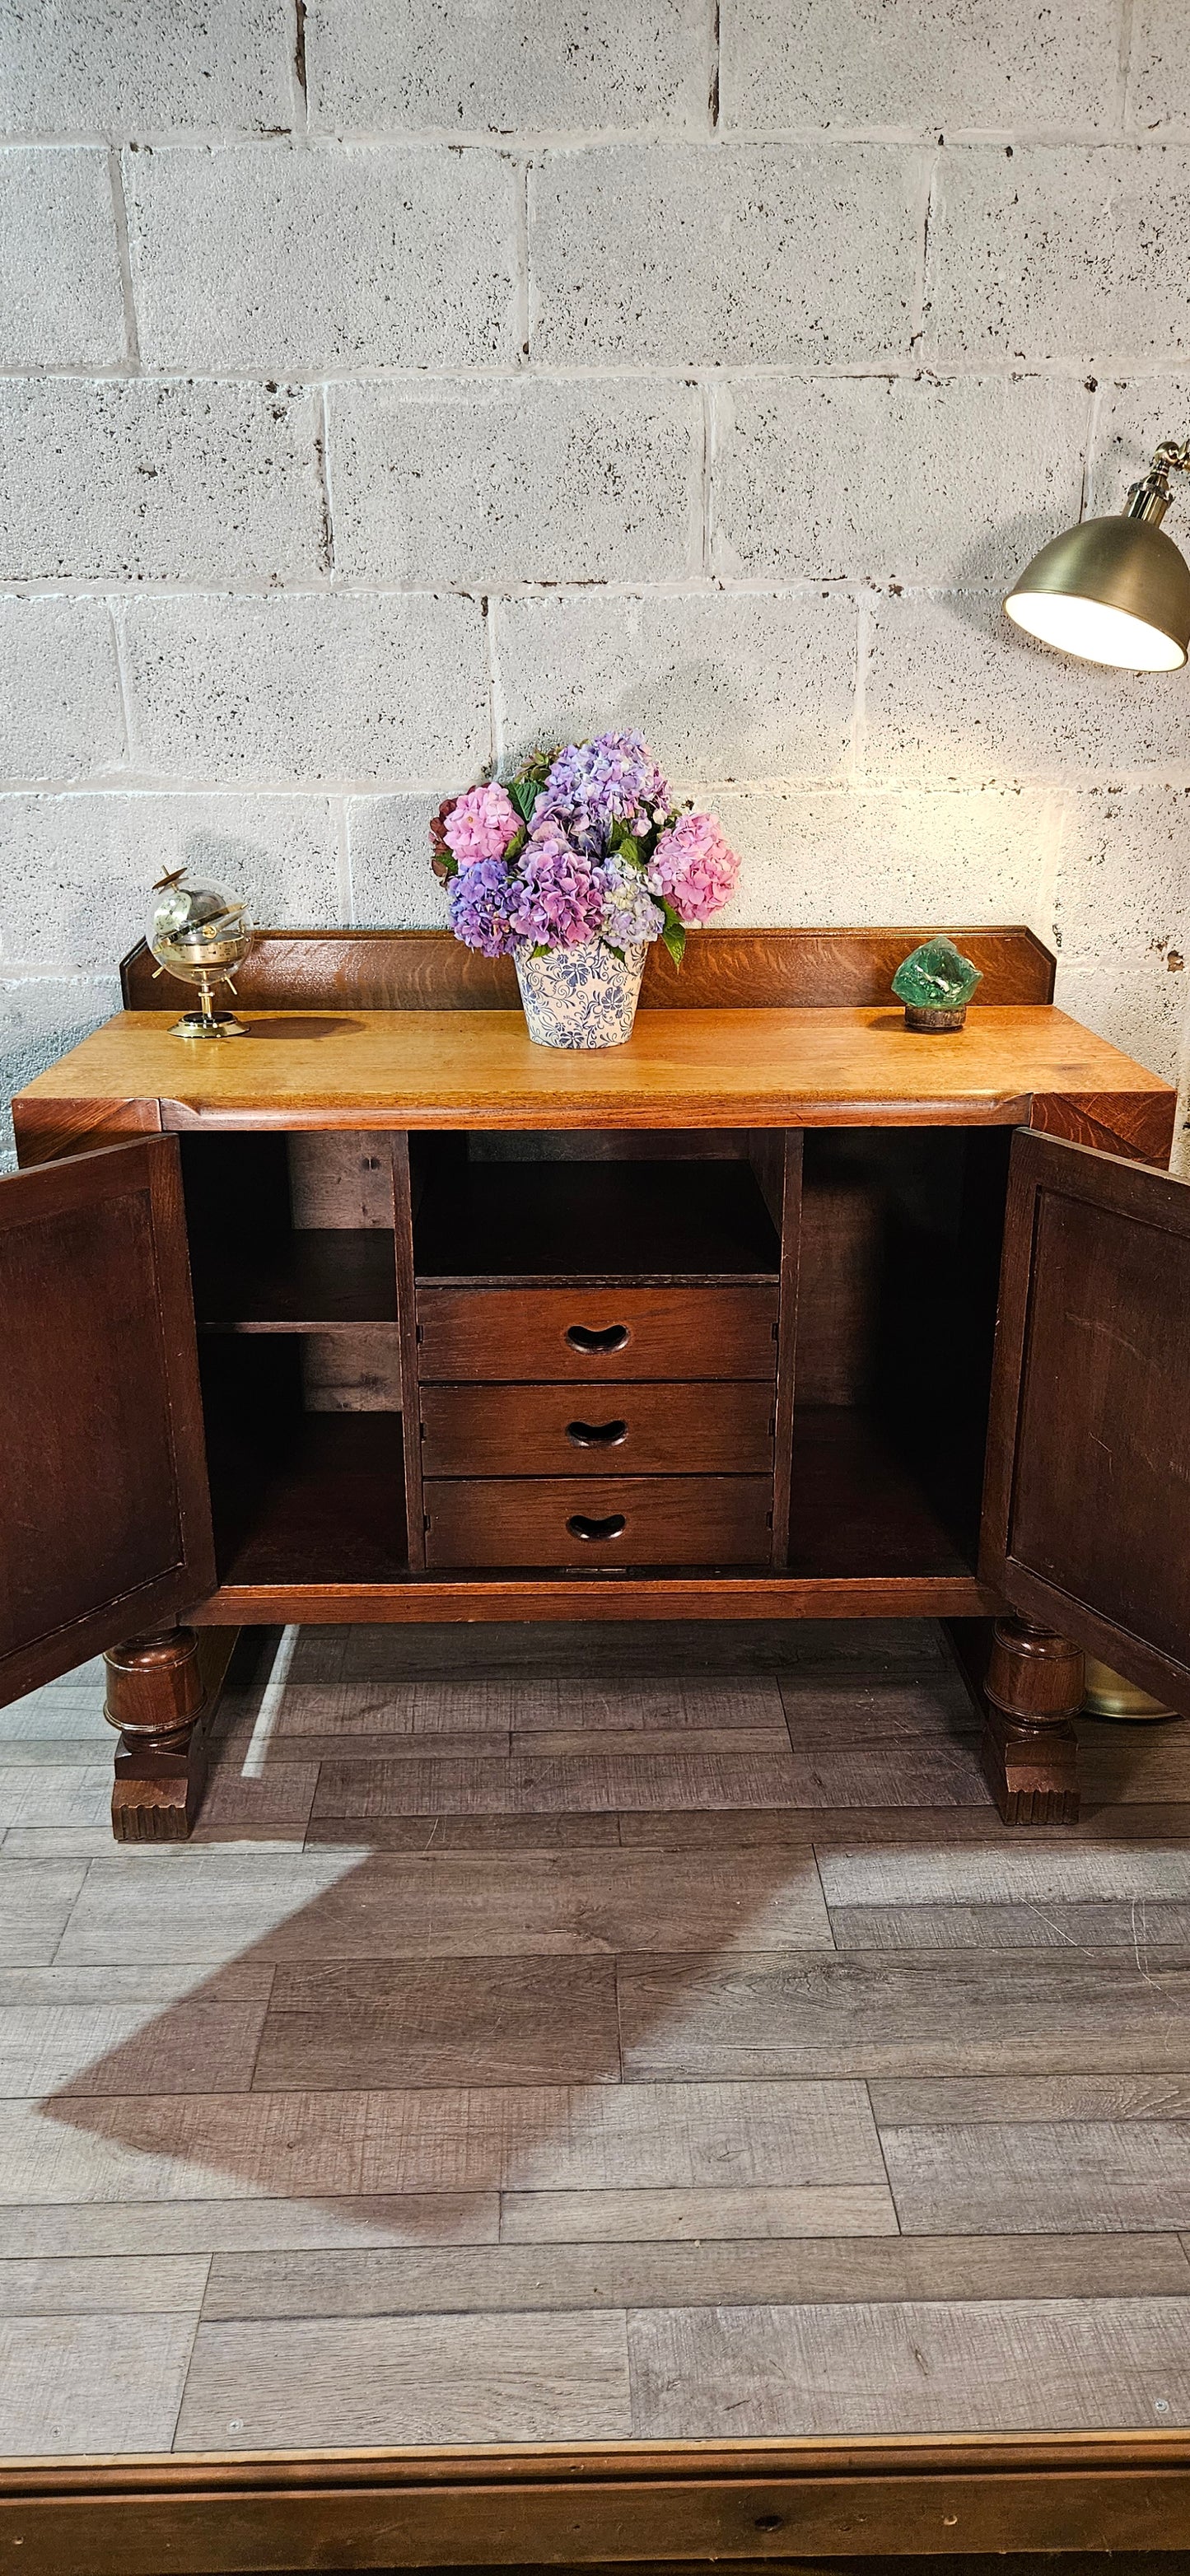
[443,781,520,868]
[647,810,740,925]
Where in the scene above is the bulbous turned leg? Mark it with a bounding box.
[105,1626,208,1844]
[981,1617,1084,1827]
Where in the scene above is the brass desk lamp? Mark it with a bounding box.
[1006,437,1190,671]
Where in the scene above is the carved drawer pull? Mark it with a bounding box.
[567,1511,627,1542]
[565,1322,630,1354]
[567,1417,628,1449]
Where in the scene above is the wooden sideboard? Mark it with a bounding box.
[4,925,1187,1842]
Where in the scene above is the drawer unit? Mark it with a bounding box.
[423,1475,773,1569]
[417,1285,779,1383]
[420,1380,775,1477]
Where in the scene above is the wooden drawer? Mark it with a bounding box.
[417,1285,778,1383]
[420,1381,774,1477]
[423,1476,772,1569]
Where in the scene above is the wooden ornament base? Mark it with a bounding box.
[903,1002,968,1032]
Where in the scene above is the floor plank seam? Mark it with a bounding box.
[866,2082,905,2238]
[45,1850,97,1967]
[167,2268,212,2454]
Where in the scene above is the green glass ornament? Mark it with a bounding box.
[892,935,982,1031]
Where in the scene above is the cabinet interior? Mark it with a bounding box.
[180,1123,1009,1594]
[410,1130,782,1282]
[183,1132,406,1587]
[793,1127,1010,1578]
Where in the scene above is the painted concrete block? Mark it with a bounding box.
[0,1,293,135]
[332,379,702,586]
[720,0,1119,133]
[122,595,490,784]
[1054,958,1186,1082]
[306,0,710,134]
[347,796,450,926]
[925,145,1190,366]
[127,143,519,368]
[1085,376,1190,518]
[0,380,326,583]
[493,590,857,782]
[865,592,1190,782]
[0,978,121,1169]
[707,785,1052,930]
[1052,783,1190,962]
[712,375,1087,588]
[0,793,340,974]
[0,600,124,784]
[1130,1,1190,135]
[532,143,921,367]
[0,148,124,363]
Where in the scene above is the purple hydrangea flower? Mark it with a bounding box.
[600,861,664,950]
[539,730,670,853]
[647,810,740,924]
[443,781,520,868]
[505,817,610,948]
[447,855,517,956]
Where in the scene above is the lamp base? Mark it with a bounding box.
[170,1010,250,1039]
[1081,1654,1174,1722]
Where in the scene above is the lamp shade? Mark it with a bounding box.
[1005,512,1190,670]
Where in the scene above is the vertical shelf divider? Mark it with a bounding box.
[391,1132,427,1573]
[769,1129,802,1568]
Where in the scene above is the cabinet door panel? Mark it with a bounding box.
[980,1128,1190,1711]
[0,1137,215,1704]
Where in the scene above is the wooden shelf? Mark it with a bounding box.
[786,1407,978,1582]
[208,1412,408,1587]
[413,1158,781,1284]
[195,1229,398,1332]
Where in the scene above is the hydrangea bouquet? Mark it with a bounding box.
[430,730,740,1048]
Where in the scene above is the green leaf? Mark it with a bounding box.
[660,898,687,967]
[603,941,627,964]
[504,824,527,864]
[611,819,652,872]
[510,776,542,824]
[530,940,551,961]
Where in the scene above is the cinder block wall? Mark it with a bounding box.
[3,0,1190,1158]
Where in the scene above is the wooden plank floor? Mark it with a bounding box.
[2,1617,1190,2454]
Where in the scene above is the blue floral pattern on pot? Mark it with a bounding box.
[514,940,647,1048]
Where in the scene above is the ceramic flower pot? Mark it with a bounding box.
[514,940,646,1048]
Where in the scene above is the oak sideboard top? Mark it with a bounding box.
[12,1001,1177,1165]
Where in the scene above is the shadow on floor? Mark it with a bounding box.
[16,1618,1190,2449]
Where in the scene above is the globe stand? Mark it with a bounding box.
[170,969,249,1040]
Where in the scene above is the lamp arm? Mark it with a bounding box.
[1127,438,1190,525]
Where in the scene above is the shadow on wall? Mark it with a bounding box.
[947,513,1066,615]
[0,982,121,1171]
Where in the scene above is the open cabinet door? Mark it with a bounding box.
[981,1127,1190,1715]
[0,1135,215,1706]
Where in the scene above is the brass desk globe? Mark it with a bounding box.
[149,870,254,1038]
